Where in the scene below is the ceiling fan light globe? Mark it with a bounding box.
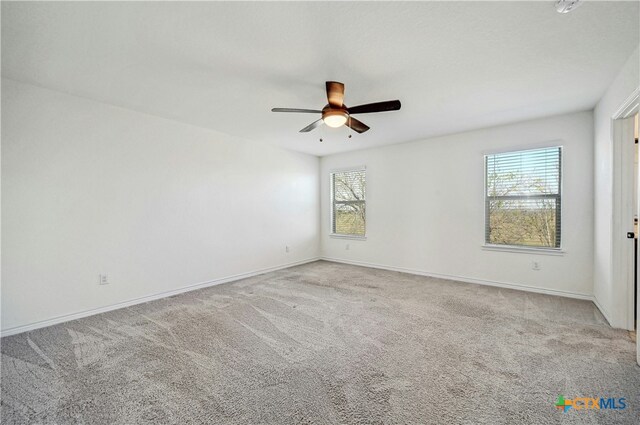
[323,111,348,128]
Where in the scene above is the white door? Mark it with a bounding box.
[634,113,640,365]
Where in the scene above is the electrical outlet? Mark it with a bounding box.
[285,246,290,253]
[532,261,541,271]
[99,274,109,285]
[345,243,350,250]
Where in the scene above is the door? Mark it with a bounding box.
[627,112,640,364]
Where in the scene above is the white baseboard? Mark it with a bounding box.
[591,295,615,328]
[321,257,593,301]
[1,257,320,338]
[4,257,609,337]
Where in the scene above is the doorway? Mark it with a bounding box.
[633,113,639,342]
[611,89,639,365]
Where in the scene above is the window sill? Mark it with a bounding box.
[482,245,565,256]
[330,234,367,241]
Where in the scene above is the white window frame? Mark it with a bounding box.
[330,167,367,240]
[482,146,564,254]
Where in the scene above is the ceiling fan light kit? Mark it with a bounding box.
[271,81,401,139]
[322,108,348,128]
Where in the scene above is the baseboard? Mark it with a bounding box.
[321,257,593,301]
[591,295,614,327]
[1,257,320,338]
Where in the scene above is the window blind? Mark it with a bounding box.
[331,169,366,236]
[485,147,562,248]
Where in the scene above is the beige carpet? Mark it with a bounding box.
[1,261,639,424]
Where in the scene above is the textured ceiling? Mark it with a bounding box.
[2,1,639,156]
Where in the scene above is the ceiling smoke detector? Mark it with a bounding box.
[555,0,583,14]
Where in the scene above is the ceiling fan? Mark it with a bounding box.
[272,81,401,134]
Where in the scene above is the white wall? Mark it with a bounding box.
[321,111,594,298]
[1,79,320,334]
[593,46,640,328]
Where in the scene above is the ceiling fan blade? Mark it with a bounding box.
[326,81,345,108]
[346,116,370,133]
[272,108,322,113]
[348,100,401,114]
[299,119,323,133]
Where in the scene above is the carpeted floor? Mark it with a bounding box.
[1,260,639,424]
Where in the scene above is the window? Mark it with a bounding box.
[485,147,562,249]
[331,169,366,237]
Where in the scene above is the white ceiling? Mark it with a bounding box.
[2,1,639,156]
